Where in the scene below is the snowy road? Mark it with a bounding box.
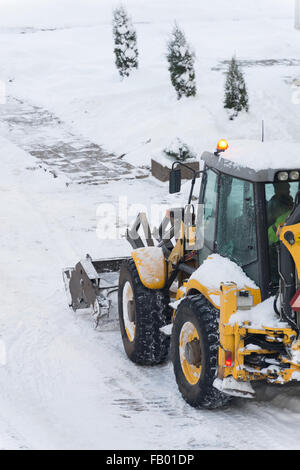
[0,137,300,450]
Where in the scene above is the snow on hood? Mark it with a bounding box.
[190,254,257,290]
[229,297,289,329]
[190,255,290,329]
[219,140,300,172]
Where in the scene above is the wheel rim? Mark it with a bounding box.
[179,321,202,385]
[122,281,136,342]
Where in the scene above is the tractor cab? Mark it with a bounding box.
[170,140,300,301]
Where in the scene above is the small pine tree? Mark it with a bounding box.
[167,23,196,100]
[224,56,249,119]
[163,138,196,162]
[112,6,138,78]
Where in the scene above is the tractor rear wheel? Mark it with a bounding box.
[118,258,171,365]
[171,294,231,409]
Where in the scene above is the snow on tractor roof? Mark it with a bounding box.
[201,140,300,182]
[220,140,300,171]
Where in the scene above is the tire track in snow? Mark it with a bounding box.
[95,331,300,449]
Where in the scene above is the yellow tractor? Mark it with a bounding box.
[64,139,300,409]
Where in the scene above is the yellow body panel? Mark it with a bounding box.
[132,247,166,289]
[218,283,238,379]
[185,278,221,309]
[185,278,261,311]
[280,222,300,279]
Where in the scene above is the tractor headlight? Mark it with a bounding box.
[277,171,289,181]
[290,170,300,181]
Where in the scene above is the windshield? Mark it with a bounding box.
[265,181,299,287]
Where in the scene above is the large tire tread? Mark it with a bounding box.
[118,258,171,365]
[171,294,231,409]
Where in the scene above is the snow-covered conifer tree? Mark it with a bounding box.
[163,138,195,162]
[112,6,138,78]
[224,56,249,119]
[166,23,196,100]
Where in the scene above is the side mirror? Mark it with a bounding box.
[169,168,182,194]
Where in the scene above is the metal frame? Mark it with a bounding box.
[126,212,154,249]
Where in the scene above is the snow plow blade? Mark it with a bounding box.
[63,254,129,326]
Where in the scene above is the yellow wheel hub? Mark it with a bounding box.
[122,281,136,342]
[179,321,202,385]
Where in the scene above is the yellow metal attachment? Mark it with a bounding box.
[218,282,238,379]
[280,223,300,281]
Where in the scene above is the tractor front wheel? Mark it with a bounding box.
[118,258,171,365]
[171,294,231,409]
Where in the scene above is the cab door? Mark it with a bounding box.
[198,168,219,265]
[215,173,259,285]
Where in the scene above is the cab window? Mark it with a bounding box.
[216,174,257,267]
[265,182,297,236]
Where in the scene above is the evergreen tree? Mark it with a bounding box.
[163,138,196,162]
[224,56,249,119]
[112,6,138,78]
[166,23,196,100]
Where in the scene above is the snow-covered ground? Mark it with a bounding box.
[1,0,300,450]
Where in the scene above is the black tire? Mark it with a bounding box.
[171,294,231,409]
[118,258,171,365]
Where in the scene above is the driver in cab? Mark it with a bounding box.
[267,182,294,244]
